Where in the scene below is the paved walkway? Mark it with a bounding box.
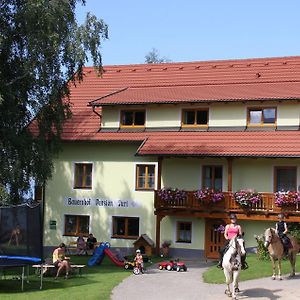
[111,260,300,300]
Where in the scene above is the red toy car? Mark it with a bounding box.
[158,259,187,272]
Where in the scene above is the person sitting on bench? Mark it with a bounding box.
[52,243,71,279]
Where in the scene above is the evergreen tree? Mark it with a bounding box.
[145,48,171,64]
[0,0,108,203]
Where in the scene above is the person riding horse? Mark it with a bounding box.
[217,213,248,270]
[275,213,290,256]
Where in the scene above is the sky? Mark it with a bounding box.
[76,0,300,66]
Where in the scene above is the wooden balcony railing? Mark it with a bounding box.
[154,191,300,215]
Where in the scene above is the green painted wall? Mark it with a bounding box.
[44,142,157,247]
[44,143,300,251]
[162,157,228,190]
[233,158,300,192]
[101,102,300,129]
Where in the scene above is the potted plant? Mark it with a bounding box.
[194,188,224,204]
[214,224,226,234]
[274,191,300,207]
[161,240,171,257]
[233,189,262,207]
[157,188,187,202]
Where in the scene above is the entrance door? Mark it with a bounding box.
[205,219,225,259]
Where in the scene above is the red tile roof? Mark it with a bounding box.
[135,131,300,157]
[61,130,300,158]
[29,55,300,158]
[89,82,300,105]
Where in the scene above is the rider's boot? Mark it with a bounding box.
[241,256,248,270]
[216,260,223,269]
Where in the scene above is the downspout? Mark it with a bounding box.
[92,106,102,129]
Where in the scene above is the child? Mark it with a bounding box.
[275,213,290,256]
[134,249,144,273]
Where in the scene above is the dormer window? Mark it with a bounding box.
[248,107,276,126]
[120,110,145,127]
[182,109,208,127]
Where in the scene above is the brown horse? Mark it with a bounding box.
[264,228,300,280]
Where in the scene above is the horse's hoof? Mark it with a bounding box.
[279,276,282,280]
[234,287,240,293]
[272,275,276,280]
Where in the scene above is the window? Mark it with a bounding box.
[136,164,155,190]
[74,163,92,189]
[64,215,89,236]
[274,167,297,192]
[182,109,208,126]
[202,166,223,191]
[176,222,192,243]
[112,216,139,239]
[248,108,276,126]
[120,110,145,127]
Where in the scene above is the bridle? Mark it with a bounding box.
[264,228,273,248]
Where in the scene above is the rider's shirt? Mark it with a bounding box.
[276,221,287,237]
[227,225,240,240]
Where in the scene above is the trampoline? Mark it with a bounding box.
[0,203,43,291]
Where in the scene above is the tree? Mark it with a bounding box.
[0,0,108,204]
[145,48,171,64]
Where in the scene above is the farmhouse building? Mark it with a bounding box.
[39,56,300,258]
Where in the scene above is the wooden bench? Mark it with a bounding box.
[32,264,86,277]
[66,241,78,255]
[66,241,102,255]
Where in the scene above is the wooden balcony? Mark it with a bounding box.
[154,191,300,221]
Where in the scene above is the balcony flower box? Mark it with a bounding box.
[274,191,300,207]
[194,188,224,203]
[157,188,187,202]
[233,189,262,207]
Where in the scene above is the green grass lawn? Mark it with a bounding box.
[203,253,300,284]
[0,255,134,300]
[2,253,298,299]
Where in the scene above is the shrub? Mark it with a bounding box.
[255,234,270,261]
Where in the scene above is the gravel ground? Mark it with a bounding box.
[111,260,300,300]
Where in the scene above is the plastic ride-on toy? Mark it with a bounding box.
[133,262,144,275]
[159,259,187,272]
[124,260,135,270]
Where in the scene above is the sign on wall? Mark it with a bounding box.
[49,220,57,230]
[64,197,141,208]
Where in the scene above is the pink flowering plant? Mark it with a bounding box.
[194,188,224,203]
[274,191,300,207]
[214,224,226,233]
[234,189,262,207]
[158,188,187,202]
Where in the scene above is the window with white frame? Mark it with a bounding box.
[112,216,139,239]
[136,164,155,190]
[74,163,93,189]
[248,107,276,126]
[64,215,89,236]
[274,166,297,192]
[176,221,192,243]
